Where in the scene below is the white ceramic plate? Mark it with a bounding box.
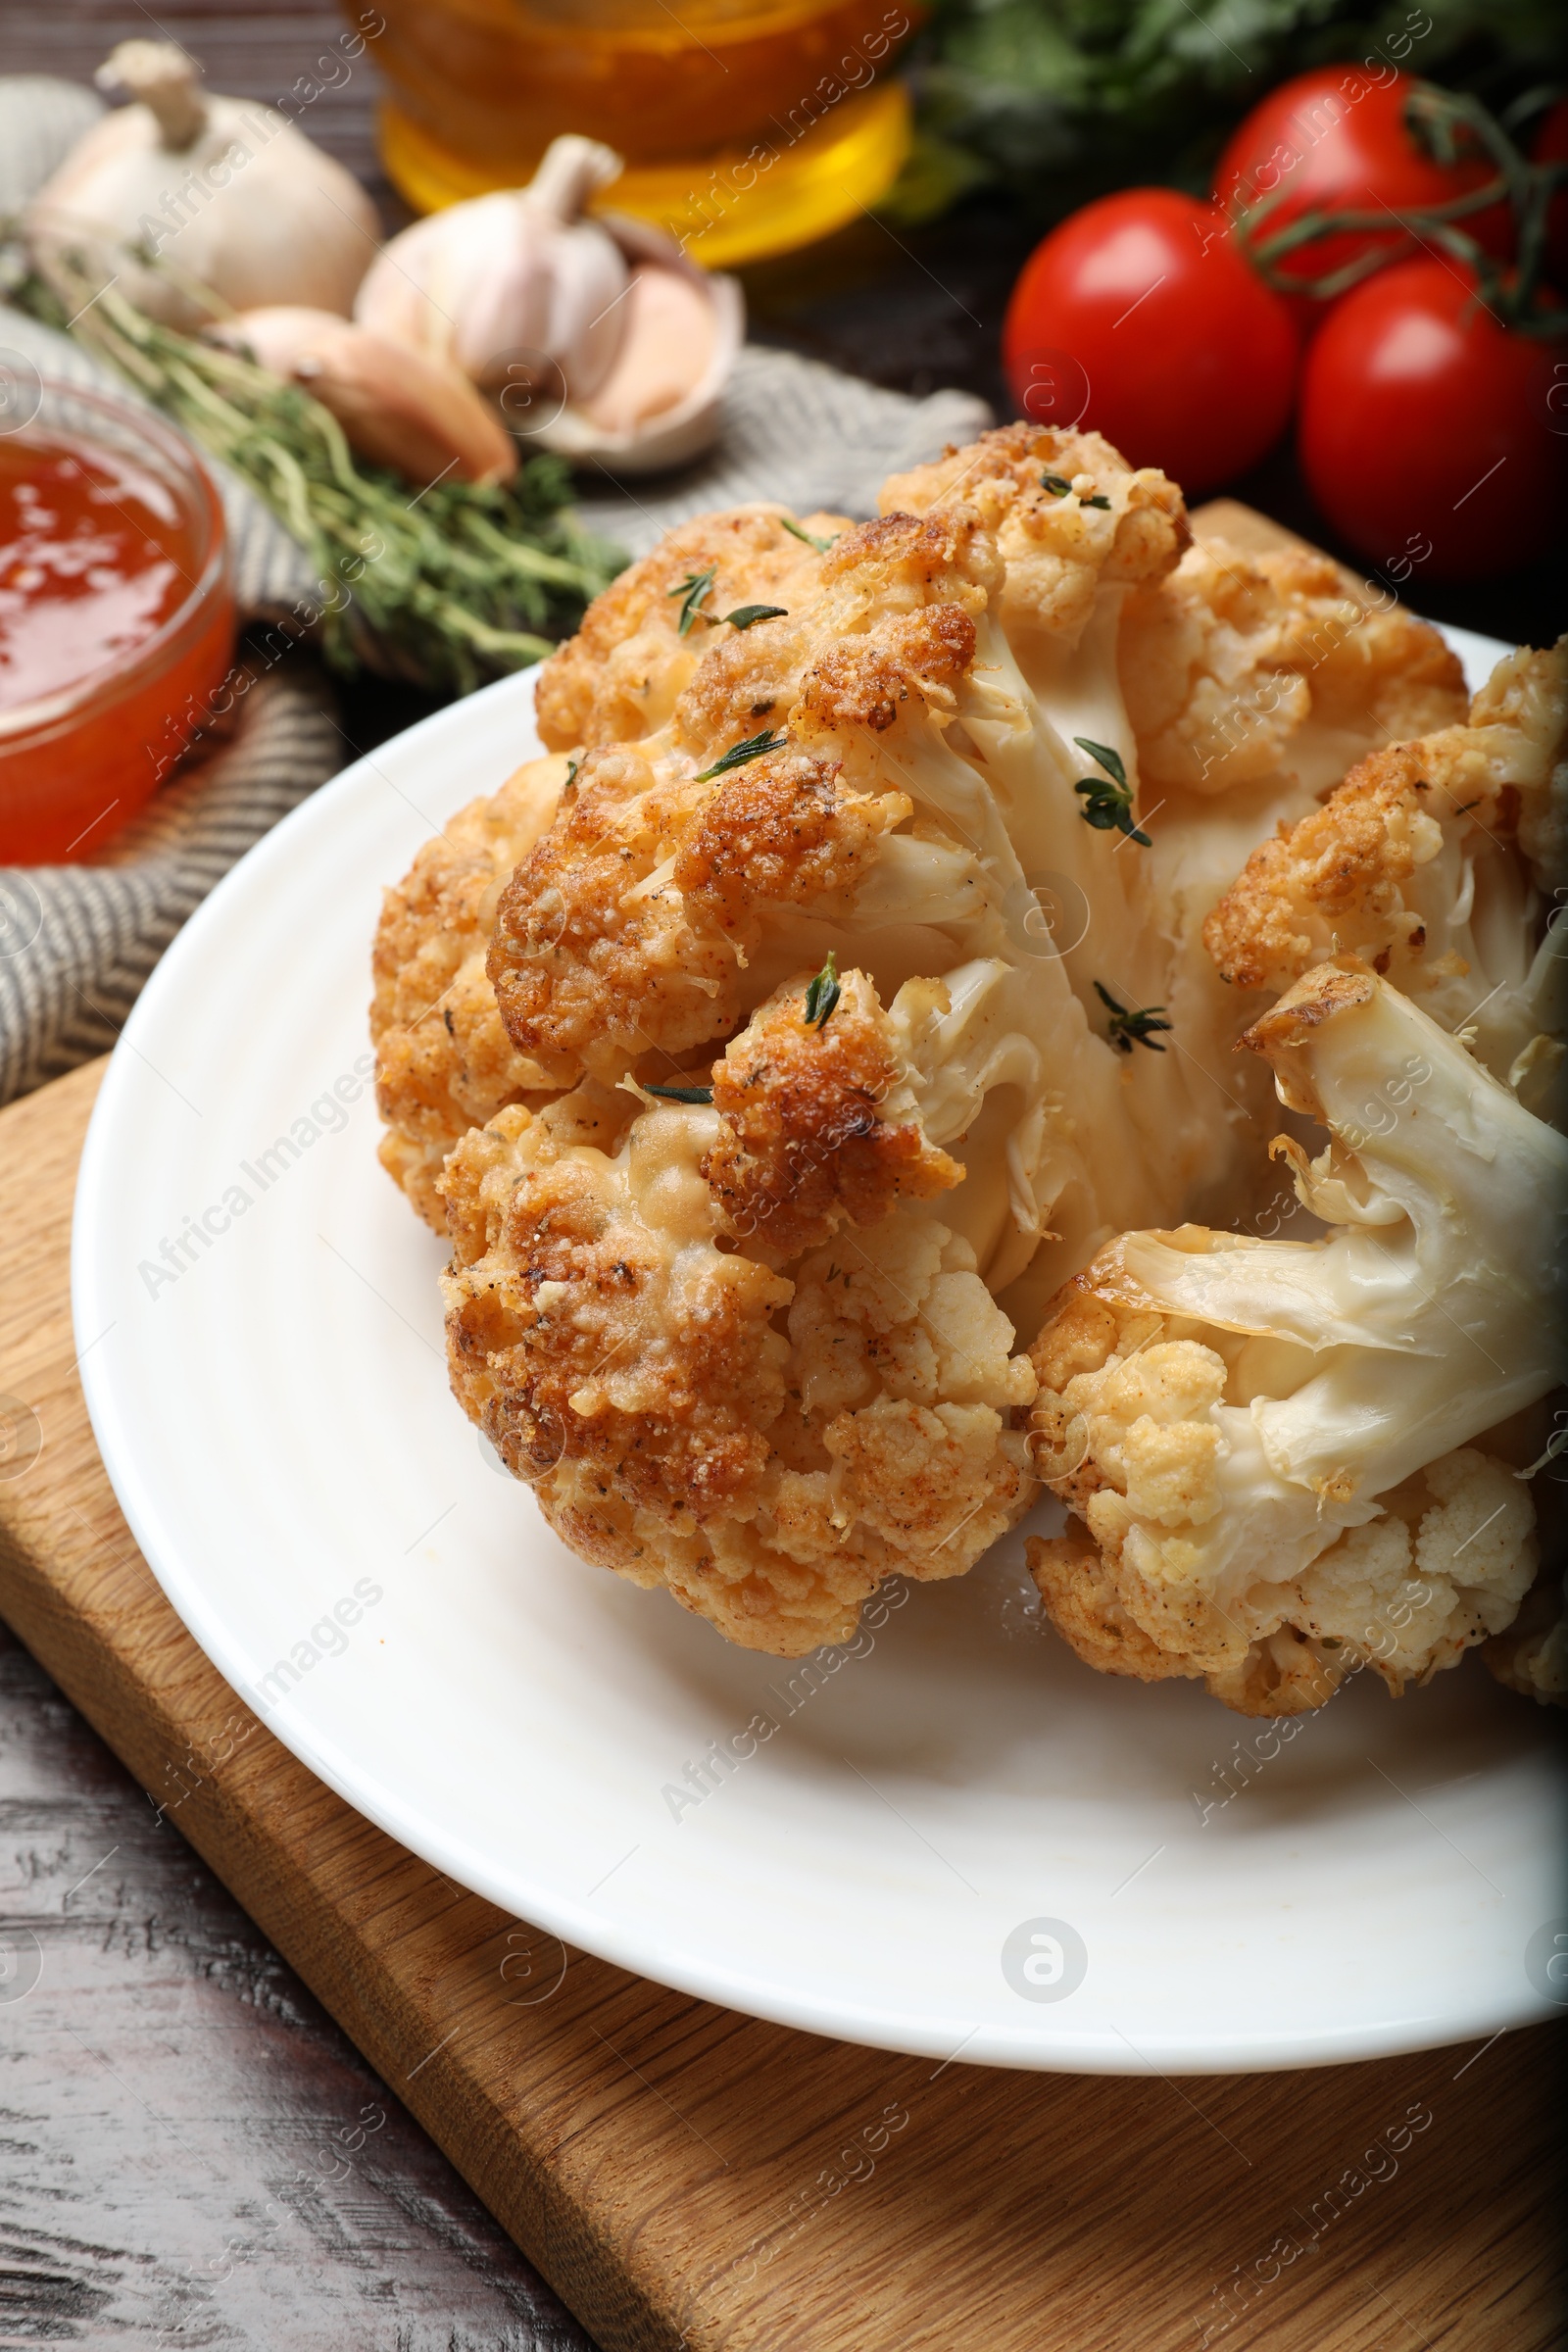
[73,620,1568,2074]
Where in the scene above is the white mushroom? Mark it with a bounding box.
[355,136,743,472]
[25,41,380,331]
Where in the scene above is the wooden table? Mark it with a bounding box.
[0,11,1564,2344]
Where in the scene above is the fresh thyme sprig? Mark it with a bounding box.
[780,515,837,554]
[804,951,841,1029]
[14,241,623,691]
[669,566,717,635]
[722,603,790,629]
[693,728,788,782]
[1095,981,1171,1054]
[1073,738,1150,846]
[668,575,789,637]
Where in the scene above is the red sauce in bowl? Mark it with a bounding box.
[0,439,194,711]
[0,382,233,864]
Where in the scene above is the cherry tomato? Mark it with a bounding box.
[1535,98,1568,287]
[1298,257,1567,579]
[1213,69,1512,323]
[1002,188,1298,494]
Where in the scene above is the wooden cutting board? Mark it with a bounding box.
[2,1064,1561,2352]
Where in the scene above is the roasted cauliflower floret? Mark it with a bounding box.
[371,753,569,1230]
[1204,641,1568,1107]
[882,421,1188,642]
[533,503,843,753]
[487,740,909,1087]
[440,1082,1033,1654]
[1026,961,1567,1715]
[704,966,962,1262]
[1119,539,1466,796]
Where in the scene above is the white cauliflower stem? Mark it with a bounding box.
[1027,960,1567,1714]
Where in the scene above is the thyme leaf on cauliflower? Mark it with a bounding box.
[693,728,789,782]
[669,565,718,635]
[780,515,837,553]
[1094,981,1171,1054]
[722,604,791,629]
[803,951,842,1030]
[1073,738,1151,845]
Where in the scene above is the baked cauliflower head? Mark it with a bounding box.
[1027,960,1568,1716]
[400,423,1472,1655]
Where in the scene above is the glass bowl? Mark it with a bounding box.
[0,374,234,865]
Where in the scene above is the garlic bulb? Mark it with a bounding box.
[209,308,517,486]
[356,137,743,473]
[24,42,380,333]
[355,138,629,398]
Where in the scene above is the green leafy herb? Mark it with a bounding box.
[804,951,841,1029]
[1095,981,1171,1054]
[1073,737,1150,846]
[722,604,790,629]
[669,565,718,635]
[564,758,579,785]
[883,1,1552,235]
[644,1082,715,1104]
[15,247,623,693]
[693,728,788,782]
[780,515,836,553]
[1043,471,1110,510]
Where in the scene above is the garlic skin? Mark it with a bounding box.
[209,308,517,487]
[25,42,380,332]
[356,136,744,473]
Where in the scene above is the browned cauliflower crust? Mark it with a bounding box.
[1204,641,1568,1107]
[880,421,1189,639]
[1025,962,1566,1715]
[703,967,962,1262]
[440,1084,1034,1654]
[533,503,844,753]
[371,754,569,1229]
[1119,540,1466,797]
[487,740,909,1087]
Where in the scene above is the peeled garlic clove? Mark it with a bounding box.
[25,41,380,331]
[355,137,628,401]
[530,223,744,474]
[211,307,517,486]
[577,265,717,434]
